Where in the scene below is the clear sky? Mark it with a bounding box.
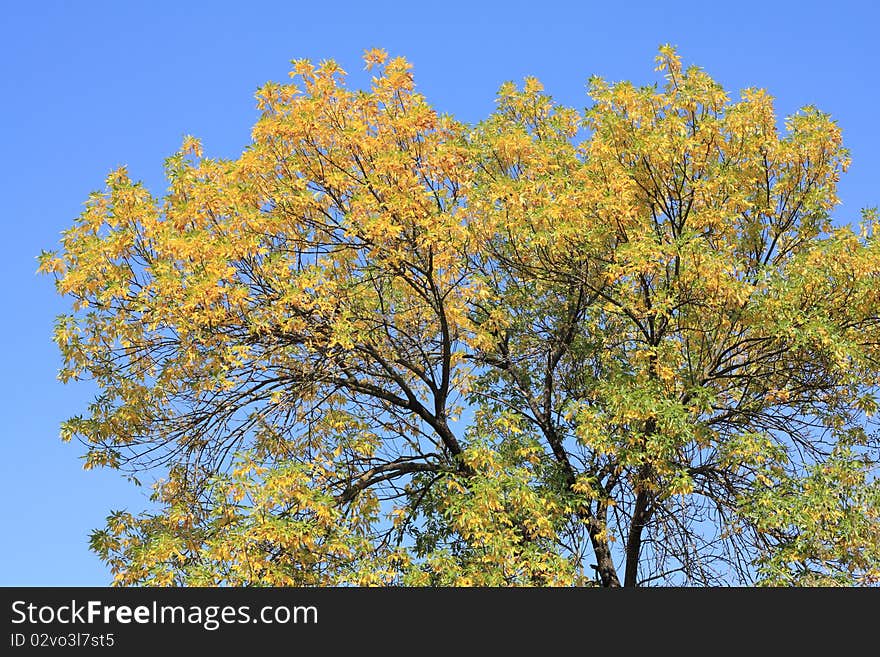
[1,0,877,586]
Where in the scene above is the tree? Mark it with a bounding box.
[41,46,880,586]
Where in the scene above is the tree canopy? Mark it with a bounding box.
[41,46,880,586]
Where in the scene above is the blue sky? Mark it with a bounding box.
[1,0,877,586]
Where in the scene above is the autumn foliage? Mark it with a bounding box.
[41,47,880,586]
